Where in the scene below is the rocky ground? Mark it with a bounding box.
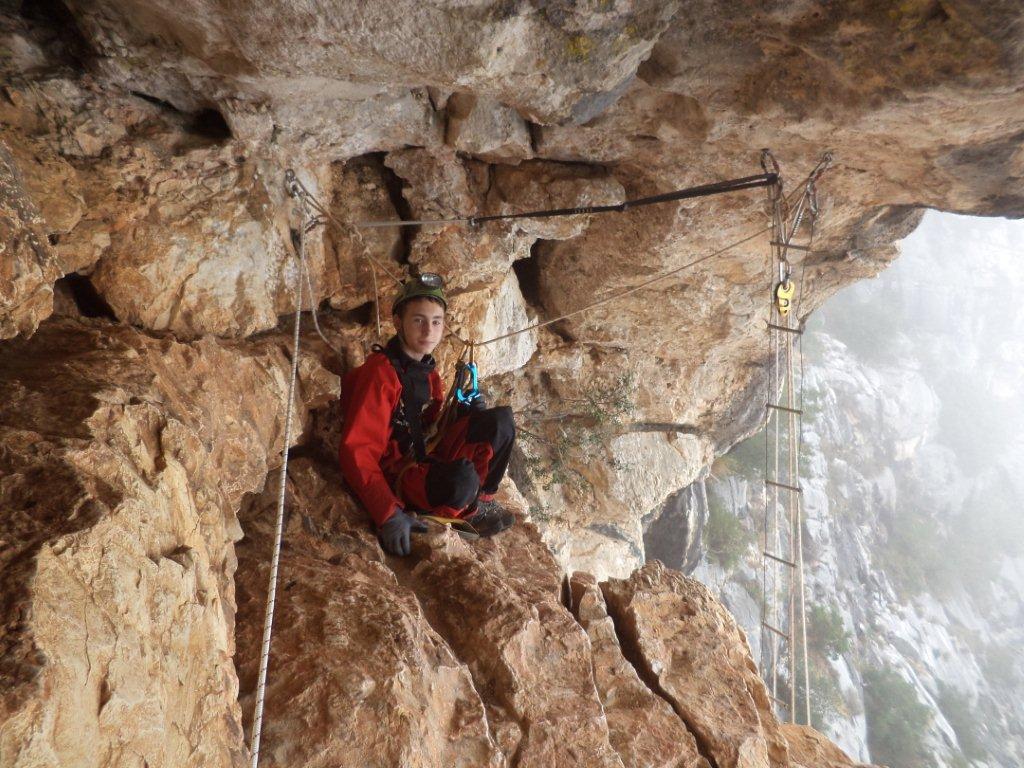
[2,2,1023,766]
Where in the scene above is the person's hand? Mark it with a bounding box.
[378,509,428,556]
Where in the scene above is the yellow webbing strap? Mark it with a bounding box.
[417,514,480,538]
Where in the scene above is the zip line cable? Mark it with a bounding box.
[350,172,778,228]
[283,157,828,354]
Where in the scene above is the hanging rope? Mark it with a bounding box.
[247,179,311,768]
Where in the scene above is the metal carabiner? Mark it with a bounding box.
[455,361,481,404]
[778,259,791,284]
[807,180,820,218]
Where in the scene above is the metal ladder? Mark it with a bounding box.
[757,150,830,725]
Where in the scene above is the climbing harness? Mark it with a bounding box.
[759,150,832,727]
[375,341,434,462]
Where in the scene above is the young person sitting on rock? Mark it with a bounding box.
[338,273,517,556]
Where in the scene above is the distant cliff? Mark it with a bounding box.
[688,213,1024,767]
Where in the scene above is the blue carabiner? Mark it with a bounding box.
[456,362,480,404]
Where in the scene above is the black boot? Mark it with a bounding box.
[464,498,516,538]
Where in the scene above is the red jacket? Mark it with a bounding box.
[338,342,444,527]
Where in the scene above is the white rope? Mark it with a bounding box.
[248,196,308,768]
[786,330,798,720]
[794,215,817,729]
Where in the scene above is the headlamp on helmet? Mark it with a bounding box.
[392,272,448,315]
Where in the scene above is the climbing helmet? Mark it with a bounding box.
[392,272,448,315]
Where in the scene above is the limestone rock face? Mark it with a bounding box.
[0,59,323,340]
[323,155,405,312]
[569,572,710,768]
[233,451,865,768]
[446,92,533,165]
[602,561,790,768]
[85,150,300,338]
[0,318,335,768]
[0,139,60,339]
[61,0,681,132]
[780,725,880,768]
[2,3,1023,766]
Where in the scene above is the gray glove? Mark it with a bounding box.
[378,509,428,557]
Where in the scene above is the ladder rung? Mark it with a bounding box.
[767,403,802,415]
[766,322,802,335]
[762,621,791,640]
[770,241,813,252]
[763,551,796,567]
[766,479,802,493]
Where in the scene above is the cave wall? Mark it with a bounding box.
[1,1,1022,766]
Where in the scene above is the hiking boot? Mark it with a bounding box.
[464,498,516,538]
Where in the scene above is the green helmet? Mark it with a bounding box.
[392,272,448,315]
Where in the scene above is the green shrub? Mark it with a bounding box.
[936,683,986,762]
[807,604,852,660]
[705,492,753,570]
[876,505,954,597]
[981,642,1020,687]
[863,667,934,768]
[790,663,847,729]
[517,372,636,494]
[713,434,766,480]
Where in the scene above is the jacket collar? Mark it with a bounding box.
[385,335,436,372]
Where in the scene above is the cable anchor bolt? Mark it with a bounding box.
[284,168,303,199]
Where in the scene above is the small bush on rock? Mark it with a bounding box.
[705,492,753,570]
[807,604,852,660]
[863,667,934,768]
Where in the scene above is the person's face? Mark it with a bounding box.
[394,298,445,357]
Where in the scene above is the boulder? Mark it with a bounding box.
[602,561,790,768]
[0,138,62,339]
[0,318,335,768]
[569,572,710,768]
